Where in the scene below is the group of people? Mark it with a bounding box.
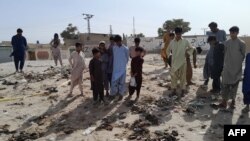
[10,23,250,111]
[161,22,250,112]
[68,35,145,105]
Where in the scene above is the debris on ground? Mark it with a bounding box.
[82,126,97,135]
[45,87,58,93]
[7,102,25,106]
[2,80,18,85]
[8,131,42,141]
[145,113,159,125]
[183,106,196,114]
[96,123,113,131]
[0,87,7,90]
[155,97,174,110]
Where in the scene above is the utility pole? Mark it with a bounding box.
[201,28,208,35]
[82,13,94,34]
[109,25,113,35]
[133,16,135,37]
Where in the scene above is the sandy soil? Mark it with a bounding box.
[0,54,249,141]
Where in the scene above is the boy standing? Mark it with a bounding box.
[204,36,224,93]
[68,43,86,96]
[220,26,246,108]
[89,48,105,104]
[204,22,227,85]
[111,35,129,101]
[128,47,144,101]
[99,41,110,97]
[166,27,195,97]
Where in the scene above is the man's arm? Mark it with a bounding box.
[241,42,246,61]
[166,41,172,57]
[68,53,73,67]
[89,60,94,81]
[11,36,15,48]
[223,30,227,42]
[193,49,197,68]
[24,37,28,50]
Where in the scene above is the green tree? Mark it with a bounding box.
[158,19,191,37]
[130,33,145,38]
[60,23,79,40]
[157,28,164,37]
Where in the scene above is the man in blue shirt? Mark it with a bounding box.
[11,28,27,73]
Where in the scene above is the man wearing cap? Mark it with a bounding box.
[11,28,27,73]
[167,27,195,96]
[99,41,110,97]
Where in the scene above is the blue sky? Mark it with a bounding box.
[0,0,250,43]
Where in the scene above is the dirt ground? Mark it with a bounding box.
[0,54,249,141]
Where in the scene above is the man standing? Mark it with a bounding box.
[186,46,197,85]
[167,27,195,97]
[111,35,129,101]
[11,28,27,73]
[107,36,115,88]
[219,26,246,109]
[204,22,227,85]
[205,36,224,93]
[206,22,227,42]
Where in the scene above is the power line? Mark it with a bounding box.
[201,28,208,35]
[82,13,94,34]
[133,16,135,36]
[110,25,113,35]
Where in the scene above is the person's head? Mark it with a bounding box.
[99,41,106,52]
[17,28,23,35]
[92,47,101,58]
[229,26,239,40]
[207,36,217,45]
[208,22,218,33]
[75,42,83,52]
[134,37,141,47]
[169,33,175,40]
[54,33,59,39]
[135,47,144,57]
[174,27,183,40]
[110,36,114,44]
[114,35,122,46]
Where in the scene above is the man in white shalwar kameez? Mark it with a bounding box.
[167,27,195,97]
[111,35,129,101]
[219,26,246,109]
[68,43,86,96]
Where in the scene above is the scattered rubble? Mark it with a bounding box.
[45,87,58,93]
[96,123,113,131]
[8,131,42,141]
[2,79,18,85]
[145,113,159,125]
[183,106,196,114]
